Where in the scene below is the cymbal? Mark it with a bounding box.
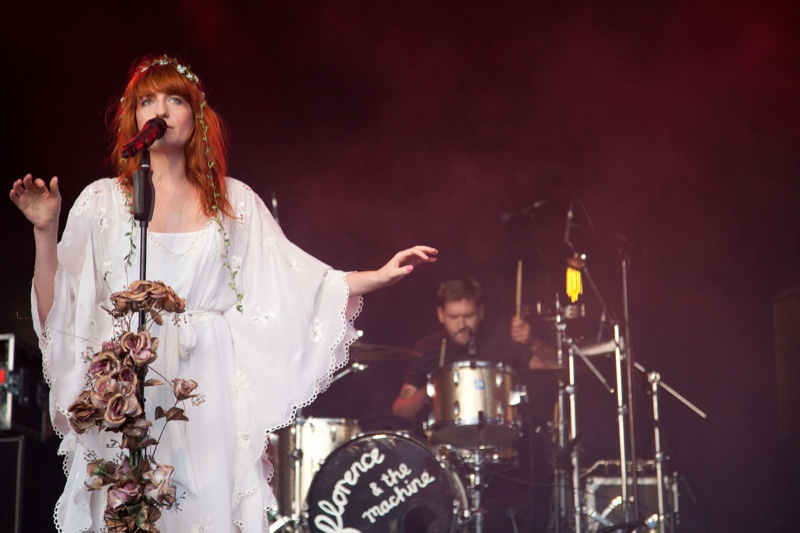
[574,340,618,357]
[525,365,569,377]
[349,342,422,362]
[523,363,590,379]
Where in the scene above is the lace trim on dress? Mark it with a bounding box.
[38,261,68,440]
[147,220,216,261]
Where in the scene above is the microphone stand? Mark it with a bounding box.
[620,250,639,522]
[132,148,156,318]
[635,362,706,533]
[127,148,155,470]
[576,243,640,524]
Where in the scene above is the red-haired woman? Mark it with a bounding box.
[10,54,436,532]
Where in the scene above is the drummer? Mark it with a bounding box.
[392,276,556,421]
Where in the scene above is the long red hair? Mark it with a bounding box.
[108,54,233,219]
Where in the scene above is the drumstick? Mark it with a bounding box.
[439,337,447,367]
[515,260,522,319]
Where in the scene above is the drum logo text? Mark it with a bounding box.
[360,467,436,523]
[313,446,439,531]
[314,447,385,532]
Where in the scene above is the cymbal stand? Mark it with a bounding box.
[269,408,305,533]
[463,415,489,533]
[538,294,584,533]
[635,362,707,533]
[574,249,640,524]
[567,343,584,533]
[610,324,633,523]
[465,452,487,533]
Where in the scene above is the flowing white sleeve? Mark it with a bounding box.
[32,180,121,439]
[220,179,362,502]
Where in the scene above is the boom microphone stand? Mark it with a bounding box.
[636,362,706,532]
[564,202,644,525]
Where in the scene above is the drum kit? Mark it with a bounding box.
[268,253,704,532]
[268,341,526,533]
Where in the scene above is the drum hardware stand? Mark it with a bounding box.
[537,294,585,533]
[635,362,706,533]
[618,248,640,523]
[328,361,368,385]
[568,240,645,526]
[464,412,488,533]
[269,409,306,533]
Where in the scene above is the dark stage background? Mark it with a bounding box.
[1,1,799,532]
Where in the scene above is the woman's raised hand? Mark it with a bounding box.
[346,245,438,296]
[10,174,62,232]
[378,245,438,286]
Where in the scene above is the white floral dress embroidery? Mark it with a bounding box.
[33,178,362,532]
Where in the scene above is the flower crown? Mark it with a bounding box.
[139,55,201,86]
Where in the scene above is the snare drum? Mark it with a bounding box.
[427,360,521,449]
[305,432,468,533]
[269,417,361,518]
[436,442,520,471]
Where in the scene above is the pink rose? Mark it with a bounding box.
[68,390,97,434]
[116,365,138,387]
[120,331,158,366]
[172,378,199,401]
[89,350,121,378]
[143,464,176,505]
[103,394,128,428]
[90,376,119,409]
[107,481,141,509]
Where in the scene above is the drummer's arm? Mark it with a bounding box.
[511,316,558,369]
[392,383,427,419]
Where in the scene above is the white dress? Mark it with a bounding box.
[33,177,362,532]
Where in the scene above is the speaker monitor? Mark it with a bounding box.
[584,473,679,532]
[0,434,24,533]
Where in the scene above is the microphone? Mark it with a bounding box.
[269,190,279,224]
[465,327,477,357]
[122,118,168,158]
[563,201,575,245]
[500,199,548,222]
[452,326,477,356]
[506,506,521,533]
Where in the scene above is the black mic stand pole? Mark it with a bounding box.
[635,361,707,533]
[127,148,155,471]
[620,248,639,522]
[132,148,155,330]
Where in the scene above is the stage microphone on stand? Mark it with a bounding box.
[500,199,548,222]
[122,118,167,158]
[123,119,167,223]
[563,201,574,246]
[506,506,521,533]
[466,327,477,358]
[269,190,279,224]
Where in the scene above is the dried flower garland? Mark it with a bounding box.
[68,280,202,533]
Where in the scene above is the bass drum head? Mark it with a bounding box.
[305,432,466,533]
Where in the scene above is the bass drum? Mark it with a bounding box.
[305,432,468,533]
